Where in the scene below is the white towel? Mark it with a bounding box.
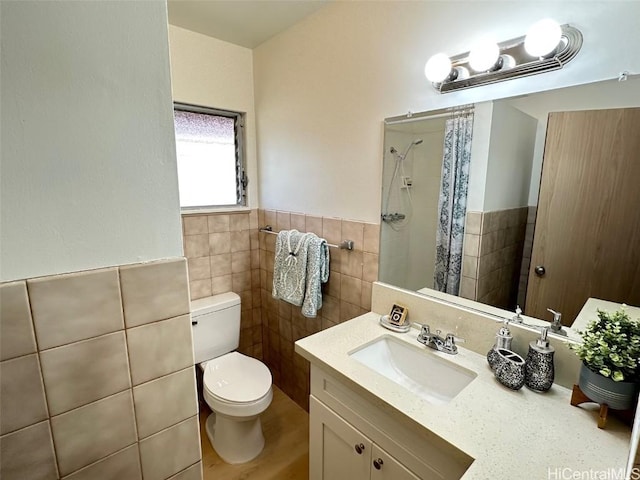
[272,230,313,306]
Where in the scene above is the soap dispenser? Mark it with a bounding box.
[525,327,555,392]
[487,319,513,370]
[547,308,567,336]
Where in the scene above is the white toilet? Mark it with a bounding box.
[191,292,273,464]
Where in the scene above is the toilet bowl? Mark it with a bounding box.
[191,293,273,464]
[201,352,272,463]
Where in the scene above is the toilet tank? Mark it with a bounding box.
[191,292,241,364]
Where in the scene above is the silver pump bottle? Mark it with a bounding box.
[487,319,513,370]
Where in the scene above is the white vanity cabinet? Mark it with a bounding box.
[298,312,632,479]
[370,444,421,480]
[308,366,472,480]
[311,396,420,480]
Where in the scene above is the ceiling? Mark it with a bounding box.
[167,0,331,49]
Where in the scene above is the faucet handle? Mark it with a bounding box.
[417,324,430,339]
[417,324,432,345]
[444,333,463,354]
[445,333,465,345]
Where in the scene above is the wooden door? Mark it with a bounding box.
[525,108,640,324]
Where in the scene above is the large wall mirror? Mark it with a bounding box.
[379,77,640,340]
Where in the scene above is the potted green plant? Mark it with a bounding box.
[569,307,640,410]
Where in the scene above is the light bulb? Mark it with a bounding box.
[451,66,470,80]
[424,53,452,82]
[498,54,516,70]
[469,39,500,72]
[525,19,562,57]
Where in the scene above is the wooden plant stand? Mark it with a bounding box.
[570,384,635,429]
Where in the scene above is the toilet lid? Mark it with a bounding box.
[203,352,272,403]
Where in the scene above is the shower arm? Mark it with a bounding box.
[400,139,423,160]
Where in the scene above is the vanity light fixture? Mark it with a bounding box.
[425,20,583,93]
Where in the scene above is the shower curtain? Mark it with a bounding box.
[434,109,474,295]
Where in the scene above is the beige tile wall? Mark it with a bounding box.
[460,207,528,310]
[182,211,262,360]
[517,206,537,308]
[0,259,202,480]
[258,209,379,410]
[181,209,379,412]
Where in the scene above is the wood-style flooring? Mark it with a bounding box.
[200,385,309,480]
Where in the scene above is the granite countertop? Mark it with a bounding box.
[295,312,631,480]
[572,298,640,332]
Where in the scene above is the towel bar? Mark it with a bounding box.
[259,225,354,251]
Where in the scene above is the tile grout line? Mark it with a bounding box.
[2,259,196,479]
[59,442,138,479]
[137,414,199,446]
[23,280,61,479]
[117,265,144,480]
[34,311,190,354]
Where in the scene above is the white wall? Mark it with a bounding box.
[483,103,537,211]
[253,1,640,223]
[168,25,259,209]
[0,1,182,281]
[464,101,537,213]
[467,102,494,212]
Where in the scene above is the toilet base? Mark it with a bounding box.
[205,411,265,464]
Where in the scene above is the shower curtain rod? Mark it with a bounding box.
[259,225,354,251]
[385,105,474,125]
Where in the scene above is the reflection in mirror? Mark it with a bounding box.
[379,77,640,338]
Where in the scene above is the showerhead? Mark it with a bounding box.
[390,139,423,160]
[400,138,423,159]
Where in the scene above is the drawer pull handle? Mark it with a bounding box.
[354,443,365,454]
[373,458,384,470]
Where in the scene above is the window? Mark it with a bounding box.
[174,104,247,209]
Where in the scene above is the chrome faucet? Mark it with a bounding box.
[417,324,462,355]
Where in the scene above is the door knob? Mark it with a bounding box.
[373,458,384,470]
[354,443,365,454]
[534,265,546,276]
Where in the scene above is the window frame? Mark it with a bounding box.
[173,102,247,210]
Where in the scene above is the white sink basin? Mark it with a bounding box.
[348,335,476,405]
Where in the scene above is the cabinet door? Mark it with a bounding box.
[310,396,371,480]
[370,444,421,480]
